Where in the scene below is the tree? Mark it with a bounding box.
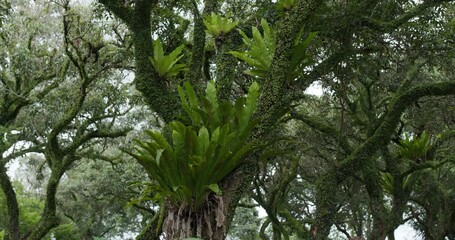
[0,1,136,239]
[97,0,455,239]
[2,0,455,239]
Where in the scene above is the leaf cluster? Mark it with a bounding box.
[380,171,411,196]
[149,39,187,79]
[230,18,275,78]
[230,18,315,79]
[399,131,432,161]
[128,81,260,210]
[204,13,239,38]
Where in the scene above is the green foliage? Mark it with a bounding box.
[230,18,275,78]
[276,0,295,12]
[44,223,82,240]
[0,0,9,28]
[399,131,432,160]
[0,182,43,236]
[0,230,4,240]
[289,29,317,80]
[128,81,260,210]
[150,39,187,79]
[230,18,315,79]
[380,172,411,195]
[204,13,239,38]
[228,199,260,239]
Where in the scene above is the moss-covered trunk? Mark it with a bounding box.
[26,164,65,240]
[0,160,20,240]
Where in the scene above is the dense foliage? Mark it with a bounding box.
[1,0,455,240]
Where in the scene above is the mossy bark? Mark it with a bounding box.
[184,0,217,94]
[0,160,20,240]
[26,166,64,240]
[214,30,242,102]
[99,0,180,123]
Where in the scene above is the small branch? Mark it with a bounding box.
[64,128,131,155]
[1,144,44,164]
[291,110,353,155]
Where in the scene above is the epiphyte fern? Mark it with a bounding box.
[128,81,260,211]
[149,39,187,79]
[380,171,412,195]
[230,18,315,79]
[229,18,276,78]
[204,13,239,38]
[399,131,433,161]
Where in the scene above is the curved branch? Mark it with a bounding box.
[360,0,452,32]
[312,80,455,239]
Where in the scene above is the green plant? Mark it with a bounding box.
[399,131,433,161]
[380,171,412,195]
[230,18,315,79]
[204,13,239,38]
[289,29,317,80]
[276,0,295,11]
[149,39,187,79]
[128,81,260,210]
[230,18,275,78]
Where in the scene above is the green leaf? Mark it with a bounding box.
[208,183,222,195]
[204,13,239,38]
[197,126,210,157]
[289,30,316,79]
[399,131,433,160]
[129,81,261,211]
[180,82,203,125]
[155,149,164,166]
[380,171,394,195]
[229,19,275,78]
[150,39,187,79]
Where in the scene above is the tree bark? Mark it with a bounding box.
[0,160,20,240]
[184,0,217,93]
[25,165,65,240]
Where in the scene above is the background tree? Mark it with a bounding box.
[0,1,140,239]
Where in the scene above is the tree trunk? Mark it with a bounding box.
[0,161,20,240]
[26,165,65,240]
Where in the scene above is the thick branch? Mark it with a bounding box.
[63,128,130,156]
[360,0,452,32]
[97,0,134,26]
[255,0,322,138]
[184,0,217,93]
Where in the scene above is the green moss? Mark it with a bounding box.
[215,31,242,102]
